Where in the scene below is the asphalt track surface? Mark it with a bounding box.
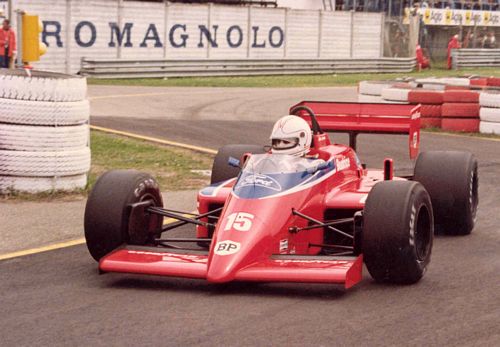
[2,86,500,346]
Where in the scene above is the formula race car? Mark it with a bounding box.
[84,101,478,288]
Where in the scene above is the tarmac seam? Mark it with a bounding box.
[90,125,218,154]
[89,92,175,100]
[423,130,500,142]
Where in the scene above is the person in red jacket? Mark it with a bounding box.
[416,44,430,71]
[447,34,461,70]
[0,19,16,68]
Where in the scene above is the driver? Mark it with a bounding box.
[270,115,312,157]
[269,115,325,172]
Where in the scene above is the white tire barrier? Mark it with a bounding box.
[0,98,89,126]
[358,94,385,103]
[381,87,411,102]
[415,77,470,87]
[0,174,87,193]
[439,77,471,87]
[479,107,500,122]
[0,70,90,193]
[0,70,87,102]
[358,94,408,104]
[0,148,91,177]
[0,124,89,151]
[479,121,500,135]
[479,91,500,108]
[358,81,397,96]
[420,83,447,91]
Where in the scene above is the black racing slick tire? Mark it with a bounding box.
[84,170,163,261]
[363,181,434,284]
[414,151,478,235]
[210,144,265,184]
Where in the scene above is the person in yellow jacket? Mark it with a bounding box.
[0,19,16,68]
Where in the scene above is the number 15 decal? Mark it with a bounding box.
[224,212,254,231]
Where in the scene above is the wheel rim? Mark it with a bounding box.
[126,192,163,245]
[415,205,432,261]
[140,193,163,233]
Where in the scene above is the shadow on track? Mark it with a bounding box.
[105,275,358,300]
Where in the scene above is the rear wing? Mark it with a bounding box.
[290,101,421,159]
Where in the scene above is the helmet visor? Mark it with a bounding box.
[272,137,299,150]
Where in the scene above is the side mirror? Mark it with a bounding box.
[228,156,241,168]
[241,152,252,166]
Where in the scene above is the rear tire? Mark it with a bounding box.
[414,151,478,235]
[84,170,163,261]
[210,144,265,184]
[363,181,434,284]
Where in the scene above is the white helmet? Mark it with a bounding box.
[270,115,312,156]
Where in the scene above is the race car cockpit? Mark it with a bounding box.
[233,153,332,199]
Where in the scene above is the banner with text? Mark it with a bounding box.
[404,7,500,26]
[11,0,383,73]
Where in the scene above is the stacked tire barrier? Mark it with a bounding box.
[409,89,444,129]
[441,90,480,132]
[479,91,500,135]
[0,70,90,193]
[358,76,500,133]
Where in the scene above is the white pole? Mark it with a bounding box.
[65,0,72,74]
[15,9,23,68]
[163,0,169,58]
[117,0,123,59]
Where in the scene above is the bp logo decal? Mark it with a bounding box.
[214,240,241,256]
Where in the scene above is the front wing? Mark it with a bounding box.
[100,246,363,289]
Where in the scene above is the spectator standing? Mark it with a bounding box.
[483,32,497,49]
[0,19,16,68]
[447,34,461,69]
[462,29,474,48]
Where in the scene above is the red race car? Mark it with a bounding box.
[84,102,478,288]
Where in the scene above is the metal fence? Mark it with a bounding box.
[451,48,500,69]
[80,57,417,78]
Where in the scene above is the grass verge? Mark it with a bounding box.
[88,65,500,88]
[1,130,213,202]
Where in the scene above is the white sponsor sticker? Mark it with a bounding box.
[133,178,159,197]
[409,204,416,246]
[214,240,241,256]
[279,239,288,253]
[240,173,282,191]
[336,157,351,171]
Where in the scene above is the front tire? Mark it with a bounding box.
[414,151,478,235]
[210,144,265,184]
[363,181,434,284]
[84,170,163,261]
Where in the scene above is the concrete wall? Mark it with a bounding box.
[11,0,384,74]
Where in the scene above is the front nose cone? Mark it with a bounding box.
[206,240,242,283]
[206,266,236,283]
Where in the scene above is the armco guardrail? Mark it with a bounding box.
[452,49,500,69]
[80,58,417,79]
